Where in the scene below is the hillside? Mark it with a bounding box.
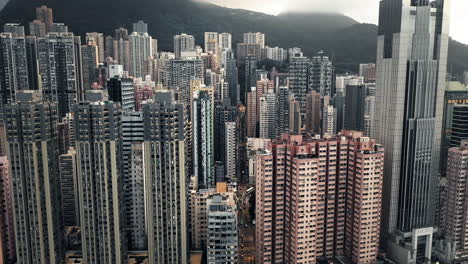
[0,0,467,76]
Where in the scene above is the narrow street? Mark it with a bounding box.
[237,184,256,264]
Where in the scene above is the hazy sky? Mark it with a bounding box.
[201,0,467,44]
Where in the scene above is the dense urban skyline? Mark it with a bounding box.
[0,1,467,264]
[199,0,468,45]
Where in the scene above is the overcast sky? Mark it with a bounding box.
[200,0,467,44]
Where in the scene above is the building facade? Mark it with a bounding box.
[259,91,277,139]
[107,77,135,111]
[174,33,195,59]
[0,156,15,264]
[309,51,334,96]
[121,112,145,250]
[59,149,79,227]
[74,91,126,264]
[129,31,153,78]
[37,32,79,118]
[225,122,237,181]
[344,85,366,131]
[206,195,239,264]
[255,132,384,264]
[142,91,188,264]
[128,142,147,250]
[193,90,215,189]
[305,90,321,135]
[372,1,451,262]
[277,86,290,135]
[5,91,63,264]
[442,140,468,262]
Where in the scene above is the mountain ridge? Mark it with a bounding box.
[0,0,467,77]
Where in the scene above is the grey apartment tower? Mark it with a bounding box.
[372,0,451,263]
[74,90,127,264]
[5,91,63,264]
[142,91,188,264]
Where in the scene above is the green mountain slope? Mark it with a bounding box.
[0,0,466,76]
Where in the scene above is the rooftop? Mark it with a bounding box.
[447,81,468,92]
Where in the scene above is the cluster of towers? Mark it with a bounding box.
[1,1,467,264]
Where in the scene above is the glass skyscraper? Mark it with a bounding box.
[373,0,451,262]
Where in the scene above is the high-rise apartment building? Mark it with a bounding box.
[225,58,239,106]
[104,35,115,60]
[259,90,277,139]
[142,91,188,264]
[288,53,309,111]
[214,101,238,161]
[115,27,129,40]
[247,88,257,137]
[289,99,301,135]
[0,33,36,114]
[128,142,147,250]
[151,38,158,57]
[29,20,47,37]
[322,97,336,136]
[132,21,148,34]
[115,38,131,71]
[225,121,237,181]
[244,55,257,105]
[218,33,232,50]
[51,23,67,33]
[107,76,135,111]
[440,82,468,173]
[438,140,468,263]
[449,104,468,149]
[255,132,384,264]
[204,32,219,54]
[236,43,261,63]
[174,33,196,59]
[74,90,126,264]
[121,112,144,183]
[364,95,375,137]
[309,51,334,96]
[277,86,290,135]
[189,187,237,251]
[129,31,153,78]
[256,79,274,116]
[5,91,63,264]
[59,149,79,227]
[81,43,99,90]
[86,32,105,63]
[121,112,145,250]
[263,46,288,62]
[193,90,215,190]
[3,24,24,37]
[335,75,364,95]
[373,1,451,262]
[37,32,79,118]
[2,25,24,39]
[133,76,155,111]
[237,105,249,183]
[168,58,204,105]
[0,156,15,264]
[333,92,346,134]
[359,63,376,83]
[190,188,215,250]
[305,90,321,135]
[49,23,68,33]
[206,195,239,264]
[344,85,366,131]
[243,32,265,48]
[35,6,53,32]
